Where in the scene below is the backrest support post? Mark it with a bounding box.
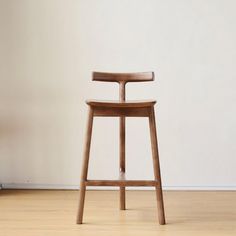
[92,72,154,102]
[119,82,126,102]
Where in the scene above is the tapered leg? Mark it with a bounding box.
[119,116,126,210]
[149,107,166,225]
[76,107,94,224]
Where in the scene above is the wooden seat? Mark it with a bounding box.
[77,72,166,225]
[86,99,156,108]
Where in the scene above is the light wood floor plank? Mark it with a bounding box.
[0,190,236,236]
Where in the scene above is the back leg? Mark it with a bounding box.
[120,116,126,210]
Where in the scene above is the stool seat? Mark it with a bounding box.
[86,99,156,108]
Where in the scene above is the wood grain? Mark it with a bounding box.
[119,81,126,210]
[85,180,158,187]
[76,107,94,224]
[149,107,165,225]
[93,107,151,117]
[93,71,154,83]
[86,100,156,108]
[1,190,236,236]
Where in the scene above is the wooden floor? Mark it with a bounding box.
[0,190,236,236]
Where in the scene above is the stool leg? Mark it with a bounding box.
[119,116,126,210]
[149,107,166,225]
[77,107,94,224]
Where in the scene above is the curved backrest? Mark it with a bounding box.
[93,72,154,83]
[92,71,154,101]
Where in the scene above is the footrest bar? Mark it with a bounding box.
[85,180,158,187]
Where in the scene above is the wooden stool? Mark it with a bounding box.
[77,72,166,225]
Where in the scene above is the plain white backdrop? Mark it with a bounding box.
[0,0,236,190]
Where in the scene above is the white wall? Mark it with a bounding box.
[0,0,236,190]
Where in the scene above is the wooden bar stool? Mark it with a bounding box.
[77,72,166,225]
